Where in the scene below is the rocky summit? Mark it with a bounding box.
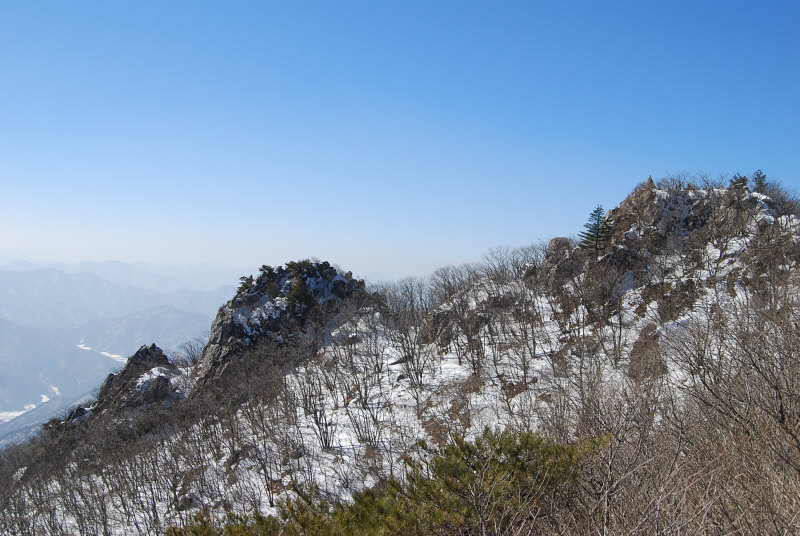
[198,260,365,381]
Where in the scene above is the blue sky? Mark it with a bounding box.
[1,1,797,279]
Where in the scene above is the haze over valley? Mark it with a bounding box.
[0,260,237,444]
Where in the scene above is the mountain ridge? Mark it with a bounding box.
[0,268,234,329]
[2,176,799,535]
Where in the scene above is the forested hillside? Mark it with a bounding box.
[1,174,799,535]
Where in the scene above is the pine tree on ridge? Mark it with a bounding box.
[578,205,613,258]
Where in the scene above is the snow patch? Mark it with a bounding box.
[100,351,126,364]
[136,367,171,388]
[0,410,26,423]
[77,341,127,364]
[230,295,287,336]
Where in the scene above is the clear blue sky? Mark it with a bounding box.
[1,1,797,279]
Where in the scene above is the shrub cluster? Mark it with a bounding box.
[168,428,594,536]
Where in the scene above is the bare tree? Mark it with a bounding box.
[380,278,440,394]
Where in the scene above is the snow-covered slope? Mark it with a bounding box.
[2,181,799,535]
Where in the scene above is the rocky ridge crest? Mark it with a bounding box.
[198,260,364,381]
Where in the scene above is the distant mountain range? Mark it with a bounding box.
[0,259,247,292]
[0,318,116,446]
[0,262,238,443]
[0,269,234,329]
[68,306,211,359]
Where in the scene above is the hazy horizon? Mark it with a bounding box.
[0,253,403,285]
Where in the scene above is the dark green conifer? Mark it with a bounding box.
[751,169,767,193]
[730,173,749,191]
[286,278,315,316]
[578,205,613,258]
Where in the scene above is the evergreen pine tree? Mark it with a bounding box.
[236,275,254,296]
[286,278,315,317]
[751,169,767,193]
[730,173,749,191]
[578,205,613,258]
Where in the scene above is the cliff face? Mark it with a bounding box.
[198,260,364,381]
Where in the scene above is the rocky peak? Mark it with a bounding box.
[90,344,179,416]
[532,181,782,313]
[533,237,585,295]
[608,181,775,249]
[198,260,364,379]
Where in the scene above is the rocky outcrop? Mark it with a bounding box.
[198,260,364,381]
[535,237,586,296]
[91,343,179,415]
[531,180,777,327]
